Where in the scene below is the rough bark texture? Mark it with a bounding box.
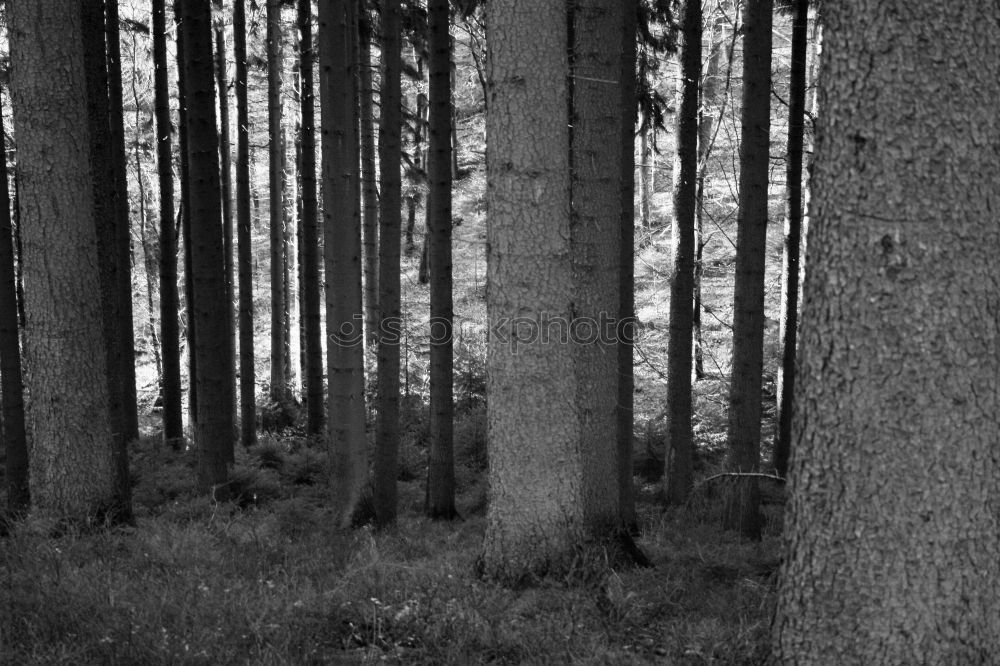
[722,0,771,540]
[774,2,1000,660]
[9,0,118,520]
[482,0,584,582]
[571,0,623,530]
[106,0,140,444]
[374,0,402,527]
[617,0,637,529]
[267,0,287,404]
[180,0,236,493]
[298,0,323,436]
[0,98,28,516]
[234,0,257,447]
[772,0,807,478]
[663,0,700,506]
[359,5,380,346]
[319,0,367,528]
[425,0,457,520]
[83,0,132,521]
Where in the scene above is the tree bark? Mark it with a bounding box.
[774,2,1000,659]
[9,0,119,520]
[570,0,624,530]
[358,4,380,346]
[0,95,28,516]
[722,0,771,540]
[295,0,323,436]
[267,0,288,404]
[234,0,257,447]
[482,0,584,582]
[663,0,700,505]
[374,0,403,527]
[179,0,236,493]
[639,125,653,227]
[425,0,457,520]
[319,0,367,527]
[772,0,808,478]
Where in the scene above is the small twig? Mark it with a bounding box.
[697,472,786,487]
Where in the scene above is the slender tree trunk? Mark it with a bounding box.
[153,0,183,445]
[663,0,701,505]
[11,174,25,333]
[175,0,198,430]
[425,0,456,520]
[374,0,403,527]
[9,0,120,521]
[570,0,624,530]
[772,0,807,478]
[106,0,140,444]
[617,0,638,529]
[723,0,772,540]
[482,0,584,582]
[639,125,653,227]
[774,2,1000,658]
[234,0,257,446]
[180,0,236,493]
[136,164,163,391]
[298,0,323,435]
[266,0,288,404]
[359,5,380,346]
[319,0,367,527]
[83,0,132,522]
[0,98,28,516]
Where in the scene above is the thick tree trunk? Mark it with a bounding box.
[153,0,183,445]
[374,0,403,527]
[0,102,28,516]
[772,0,808,478]
[319,0,367,527]
[175,0,197,430]
[774,2,1000,659]
[297,0,323,436]
[722,0,771,540]
[179,0,236,493]
[267,0,288,404]
[358,5,380,346]
[106,0,140,444]
[234,0,257,447]
[425,0,456,520]
[570,0,623,530]
[83,0,132,522]
[9,0,119,521]
[482,0,584,582]
[617,0,638,529]
[663,0,700,506]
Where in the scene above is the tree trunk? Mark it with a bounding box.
[83,0,132,522]
[234,0,257,447]
[106,0,140,444]
[774,2,1000,659]
[617,0,638,529]
[9,0,120,521]
[267,0,288,405]
[175,0,197,430]
[570,0,623,530]
[663,0,700,506]
[772,0,807,478]
[358,5,380,346]
[425,0,456,520]
[482,0,584,582]
[319,0,367,527]
[0,98,28,516]
[296,0,323,436]
[722,0,771,540]
[639,125,653,227]
[153,0,183,445]
[374,0,403,527]
[179,0,236,493]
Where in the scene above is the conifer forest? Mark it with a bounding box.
[1,0,998,662]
